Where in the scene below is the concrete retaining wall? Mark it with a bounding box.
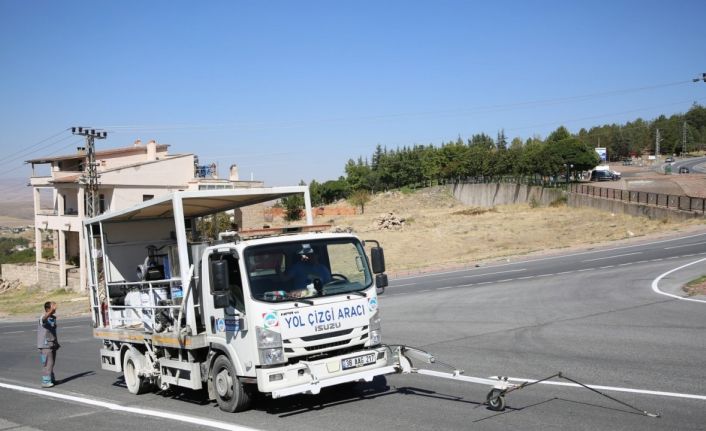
[452,183,565,207]
[567,193,702,222]
[2,262,81,290]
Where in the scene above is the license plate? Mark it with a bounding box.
[341,353,376,370]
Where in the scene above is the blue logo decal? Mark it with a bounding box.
[368,297,378,312]
[263,311,279,329]
[216,318,226,332]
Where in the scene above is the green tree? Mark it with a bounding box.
[344,157,373,191]
[309,179,324,206]
[319,178,351,204]
[348,189,371,214]
[282,195,304,222]
[196,212,232,239]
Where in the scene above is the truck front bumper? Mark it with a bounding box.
[257,347,394,398]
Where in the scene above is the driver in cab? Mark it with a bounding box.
[281,244,331,298]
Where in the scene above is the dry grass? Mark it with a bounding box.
[683,276,706,297]
[323,186,705,274]
[0,287,88,319]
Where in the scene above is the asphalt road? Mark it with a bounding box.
[1,231,705,430]
[664,155,706,174]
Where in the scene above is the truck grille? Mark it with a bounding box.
[304,339,350,351]
[283,325,368,358]
[300,329,353,341]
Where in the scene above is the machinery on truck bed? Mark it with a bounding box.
[85,187,660,417]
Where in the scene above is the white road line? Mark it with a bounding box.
[583,252,642,262]
[457,269,527,279]
[665,241,706,250]
[1,325,84,335]
[391,282,417,287]
[497,376,706,401]
[651,257,706,304]
[0,382,262,431]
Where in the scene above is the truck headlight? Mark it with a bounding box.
[369,311,382,346]
[259,347,285,365]
[256,327,286,365]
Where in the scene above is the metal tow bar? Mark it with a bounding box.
[392,346,660,418]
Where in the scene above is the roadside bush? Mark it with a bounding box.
[549,196,567,207]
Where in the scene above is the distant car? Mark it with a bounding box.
[610,170,621,180]
[590,170,619,181]
[665,157,675,163]
[679,166,690,174]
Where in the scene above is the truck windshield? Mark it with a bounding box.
[244,238,373,303]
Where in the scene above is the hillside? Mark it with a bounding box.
[321,186,704,275]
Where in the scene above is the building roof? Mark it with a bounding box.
[25,144,172,164]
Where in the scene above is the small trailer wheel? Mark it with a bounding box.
[486,389,506,411]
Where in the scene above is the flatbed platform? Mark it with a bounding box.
[93,327,209,349]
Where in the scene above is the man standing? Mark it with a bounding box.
[37,301,59,388]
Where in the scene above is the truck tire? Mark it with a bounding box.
[123,349,149,395]
[212,355,251,412]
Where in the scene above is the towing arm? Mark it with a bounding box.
[391,345,660,416]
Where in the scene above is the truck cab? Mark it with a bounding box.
[203,231,388,405]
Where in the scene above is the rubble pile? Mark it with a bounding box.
[373,212,405,230]
[0,279,21,294]
[330,225,355,233]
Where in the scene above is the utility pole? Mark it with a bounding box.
[655,129,661,158]
[71,127,107,217]
[682,121,688,156]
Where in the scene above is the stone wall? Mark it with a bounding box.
[452,183,565,208]
[2,262,81,291]
[1,263,37,287]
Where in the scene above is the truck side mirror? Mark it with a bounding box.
[210,259,229,294]
[370,247,386,274]
[213,294,229,309]
[375,273,388,295]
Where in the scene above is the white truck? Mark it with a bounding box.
[85,186,399,412]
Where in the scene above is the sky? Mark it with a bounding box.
[1,0,705,192]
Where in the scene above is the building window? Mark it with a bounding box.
[99,194,106,214]
[143,194,154,202]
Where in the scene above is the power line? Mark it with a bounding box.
[0,138,84,196]
[1,128,68,161]
[97,79,695,134]
[0,134,75,170]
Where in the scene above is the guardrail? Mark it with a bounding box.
[569,183,706,214]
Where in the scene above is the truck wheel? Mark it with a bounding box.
[212,355,251,412]
[123,349,148,395]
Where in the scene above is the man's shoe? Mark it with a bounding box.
[42,382,54,388]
